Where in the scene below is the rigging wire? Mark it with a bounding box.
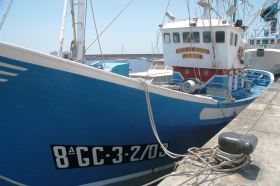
[89,0,105,67]
[144,0,172,81]
[84,0,88,52]
[0,0,14,32]
[185,0,201,81]
[244,0,277,35]
[85,0,134,52]
[152,0,172,56]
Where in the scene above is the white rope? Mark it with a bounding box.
[144,146,250,186]
[0,175,26,186]
[218,101,227,119]
[139,79,187,159]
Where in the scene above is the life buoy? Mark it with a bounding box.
[237,47,244,61]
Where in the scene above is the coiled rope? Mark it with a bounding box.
[144,146,251,186]
[139,80,250,185]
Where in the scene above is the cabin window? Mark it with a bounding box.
[203,31,211,43]
[163,33,170,43]
[230,32,234,45]
[173,32,180,43]
[250,40,255,45]
[277,39,280,44]
[193,32,200,42]
[256,40,260,44]
[270,39,275,44]
[262,39,269,44]
[216,31,225,43]
[183,32,200,43]
[234,34,238,46]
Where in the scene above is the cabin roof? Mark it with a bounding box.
[161,18,233,30]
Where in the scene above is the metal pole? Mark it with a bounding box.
[77,0,86,62]
[232,0,237,23]
[58,0,69,57]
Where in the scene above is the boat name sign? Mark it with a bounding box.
[176,47,209,59]
[176,47,210,54]
[51,143,169,169]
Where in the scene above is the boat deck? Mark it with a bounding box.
[159,79,280,185]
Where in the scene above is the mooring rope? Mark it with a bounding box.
[144,146,250,186]
[139,79,187,159]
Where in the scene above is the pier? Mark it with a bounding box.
[159,79,280,185]
[86,54,163,60]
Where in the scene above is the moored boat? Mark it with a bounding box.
[245,0,280,76]
[0,0,274,185]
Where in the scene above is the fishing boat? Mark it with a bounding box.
[0,0,274,185]
[245,0,280,76]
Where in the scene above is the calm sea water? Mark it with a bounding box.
[88,59,151,73]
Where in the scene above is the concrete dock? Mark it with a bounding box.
[159,79,280,185]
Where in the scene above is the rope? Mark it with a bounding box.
[0,175,26,186]
[218,101,227,119]
[86,0,134,51]
[144,146,250,186]
[139,79,187,159]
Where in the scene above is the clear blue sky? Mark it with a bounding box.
[0,0,270,54]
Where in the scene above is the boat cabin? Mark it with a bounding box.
[161,17,247,98]
[248,35,280,49]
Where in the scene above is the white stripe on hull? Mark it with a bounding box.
[0,78,8,82]
[0,61,27,71]
[200,104,247,120]
[0,70,18,76]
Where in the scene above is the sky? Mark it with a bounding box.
[0,0,272,55]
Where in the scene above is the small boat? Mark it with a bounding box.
[129,58,173,84]
[245,1,280,76]
[0,0,274,185]
[114,58,128,62]
[88,60,129,77]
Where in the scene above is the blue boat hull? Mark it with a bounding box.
[0,43,271,185]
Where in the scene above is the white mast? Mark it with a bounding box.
[0,0,14,31]
[58,0,69,57]
[77,0,86,62]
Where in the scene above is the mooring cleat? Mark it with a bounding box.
[218,132,258,155]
